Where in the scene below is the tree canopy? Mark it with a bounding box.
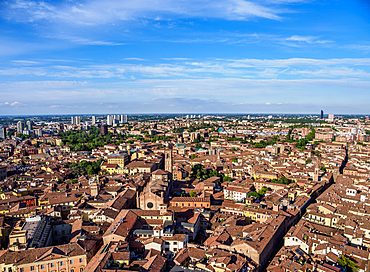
[337,255,359,272]
[189,164,221,181]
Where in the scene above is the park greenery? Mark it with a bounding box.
[253,136,279,148]
[295,128,315,150]
[68,159,103,177]
[173,123,215,134]
[189,164,222,181]
[59,127,120,152]
[247,186,269,199]
[59,127,175,153]
[270,176,292,185]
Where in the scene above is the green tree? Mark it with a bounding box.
[72,165,87,177]
[257,186,268,197]
[223,176,232,182]
[305,159,312,164]
[232,157,238,163]
[189,190,197,197]
[7,131,15,137]
[337,255,359,272]
[257,189,266,197]
[247,191,260,199]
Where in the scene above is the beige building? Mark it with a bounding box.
[0,243,88,272]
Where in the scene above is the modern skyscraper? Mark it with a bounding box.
[26,120,32,130]
[0,126,6,139]
[17,121,23,134]
[328,114,334,122]
[71,116,80,125]
[120,114,127,123]
[92,116,96,125]
[101,124,108,135]
[107,115,113,126]
[320,110,324,119]
[34,129,43,137]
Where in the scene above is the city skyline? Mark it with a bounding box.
[0,0,369,115]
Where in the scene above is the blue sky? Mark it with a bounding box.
[0,0,369,115]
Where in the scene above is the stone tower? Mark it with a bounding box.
[314,161,320,182]
[89,176,99,197]
[164,148,173,173]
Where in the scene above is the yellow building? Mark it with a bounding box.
[107,154,130,167]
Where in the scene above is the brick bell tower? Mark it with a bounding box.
[164,147,173,173]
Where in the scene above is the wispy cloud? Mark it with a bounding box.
[1,0,300,27]
[0,77,369,114]
[286,35,332,44]
[1,57,370,80]
[343,44,370,52]
[10,101,20,106]
[12,60,40,65]
[123,58,147,61]
[46,34,125,46]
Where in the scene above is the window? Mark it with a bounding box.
[60,261,64,266]
[79,258,83,263]
[50,263,54,268]
[31,267,35,271]
[20,269,24,272]
[41,265,45,270]
[173,242,177,245]
[70,260,74,265]
[62,230,65,234]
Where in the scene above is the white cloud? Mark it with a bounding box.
[0,77,369,114]
[287,35,316,43]
[1,57,370,81]
[2,0,295,26]
[10,101,19,106]
[12,60,40,65]
[123,58,147,61]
